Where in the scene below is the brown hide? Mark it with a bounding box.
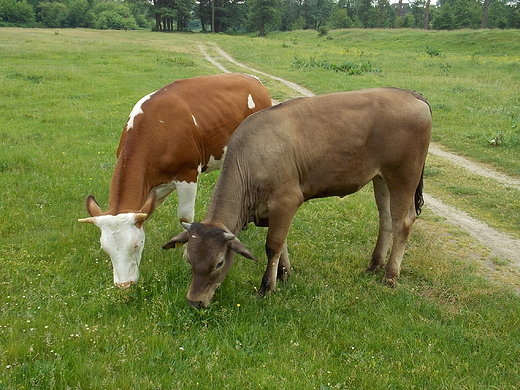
[163,88,432,308]
[102,73,271,215]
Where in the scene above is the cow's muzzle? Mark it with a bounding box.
[188,298,209,309]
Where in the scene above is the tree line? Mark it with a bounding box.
[1,0,519,33]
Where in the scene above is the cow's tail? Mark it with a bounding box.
[414,166,425,216]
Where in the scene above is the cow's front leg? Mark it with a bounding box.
[277,241,290,283]
[175,179,198,223]
[258,195,300,298]
[259,242,283,298]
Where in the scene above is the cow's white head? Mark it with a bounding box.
[78,194,155,288]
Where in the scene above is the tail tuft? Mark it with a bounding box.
[414,169,425,216]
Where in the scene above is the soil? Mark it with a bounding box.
[197,42,520,283]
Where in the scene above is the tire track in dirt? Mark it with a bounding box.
[197,42,520,272]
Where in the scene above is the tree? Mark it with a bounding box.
[481,0,491,27]
[0,0,35,25]
[355,0,378,27]
[375,0,395,27]
[327,6,354,28]
[194,0,211,31]
[247,0,281,36]
[452,0,481,28]
[433,2,455,29]
[92,1,138,30]
[487,0,512,28]
[38,1,67,28]
[125,0,154,28]
[66,0,93,27]
[424,0,430,29]
[279,0,302,30]
[407,0,431,29]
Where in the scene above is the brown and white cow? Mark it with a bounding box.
[163,88,432,308]
[78,73,272,288]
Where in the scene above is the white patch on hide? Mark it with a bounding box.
[126,91,156,131]
[153,181,178,204]
[175,180,198,223]
[205,146,227,173]
[192,115,199,127]
[248,94,256,109]
[248,74,262,83]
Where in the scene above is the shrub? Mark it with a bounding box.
[292,57,381,75]
[425,46,442,57]
[317,25,328,37]
[0,0,35,25]
[92,2,138,30]
[38,1,67,28]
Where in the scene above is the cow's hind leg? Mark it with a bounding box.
[367,175,392,273]
[383,185,418,286]
[383,199,417,286]
[277,241,290,283]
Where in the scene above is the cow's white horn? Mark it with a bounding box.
[223,232,235,241]
[78,217,97,224]
[181,222,192,231]
[134,213,148,222]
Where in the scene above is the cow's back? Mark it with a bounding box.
[110,73,272,213]
[224,88,432,200]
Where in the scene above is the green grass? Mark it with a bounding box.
[1,28,520,389]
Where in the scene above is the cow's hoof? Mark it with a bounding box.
[383,277,398,287]
[277,269,290,283]
[366,264,384,273]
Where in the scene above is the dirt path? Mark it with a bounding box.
[197,42,520,273]
[428,144,520,190]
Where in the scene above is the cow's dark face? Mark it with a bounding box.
[163,222,257,308]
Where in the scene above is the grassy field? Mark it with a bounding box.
[1,28,520,389]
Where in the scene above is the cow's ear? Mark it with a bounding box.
[85,195,102,217]
[162,231,189,250]
[140,191,157,219]
[227,238,258,261]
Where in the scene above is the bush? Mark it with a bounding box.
[92,2,138,30]
[425,46,442,57]
[66,0,93,28]
[327,7,354,29]
[0,0,35,25]
[317,25,328,37]
[292,57,381,75]
[38,1,67,28]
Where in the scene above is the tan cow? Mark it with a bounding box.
[163,88,432,308]
[78,73,272,288]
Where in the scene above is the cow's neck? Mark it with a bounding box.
[107,158,151,214]
[203,175,251,235]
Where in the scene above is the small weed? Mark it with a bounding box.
[440,63,452,76]
[292,57,381,75]
[317,26,328,37]
[156,55,195,67]
[487,131,503,147]
[425,46,442,57]
[6,72,43,83]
